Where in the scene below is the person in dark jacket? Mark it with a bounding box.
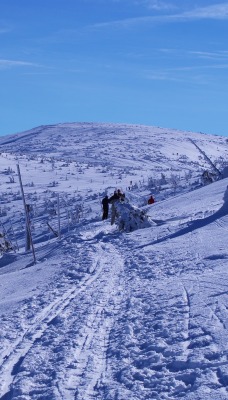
[109,189,125,203]
[102,195,109,220]
[108,191,120,203]
[108,190,125,225]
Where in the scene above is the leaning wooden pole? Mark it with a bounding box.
[17,164,36,264]
[57,193,61,240]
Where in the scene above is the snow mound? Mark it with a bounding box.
[114,201,151,232]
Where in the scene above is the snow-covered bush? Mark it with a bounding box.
[201,170,216,186]
[70,203,84,223]
[0,232,13,254]
[112,201,151,232]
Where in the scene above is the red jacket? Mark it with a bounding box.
[148,196,155,204]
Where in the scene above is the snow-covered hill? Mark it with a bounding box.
[0,123,228,399]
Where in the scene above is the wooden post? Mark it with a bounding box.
[57,193,61,239]
[25,204,31,250]
[17,164,36,264]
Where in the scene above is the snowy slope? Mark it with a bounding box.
[0,123,228,400]
[0,122,227,184]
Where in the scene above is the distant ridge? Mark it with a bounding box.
[0,122,227,184]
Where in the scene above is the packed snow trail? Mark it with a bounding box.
[0,226,125,399]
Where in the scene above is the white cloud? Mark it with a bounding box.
[91,2,228,29]
[142,49,228,84]
[182,3,228,19]
[143,61,228,86]
[138,0,176,11]
[189,50,228,60]
[0,59,38,69]
[159,48,228,61]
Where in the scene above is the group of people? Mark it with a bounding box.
[102,190,155,221]
[102,189,125,220]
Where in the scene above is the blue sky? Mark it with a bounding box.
[0,0,228,137]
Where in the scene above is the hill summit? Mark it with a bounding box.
[0,122,227,195]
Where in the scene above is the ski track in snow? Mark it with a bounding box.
[0,232,125,400]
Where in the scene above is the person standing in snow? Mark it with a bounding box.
[109,191,120,203]
[148,195,155,205]
[102,195,109,220]
[117,189,125,201]
[109,189,125,202]
[108,189,125,224]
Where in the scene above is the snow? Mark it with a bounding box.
[0,122,228,399]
